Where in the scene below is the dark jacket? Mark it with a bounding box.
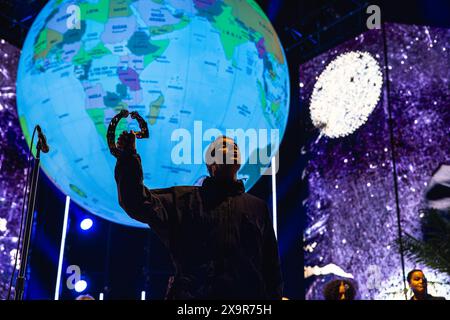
[114,152,283,300]
[410,294,446,300]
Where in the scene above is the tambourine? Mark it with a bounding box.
[107,109,149,158]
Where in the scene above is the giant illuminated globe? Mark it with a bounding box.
[17,0,290,227]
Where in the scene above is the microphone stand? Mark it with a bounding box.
[14,141,43,300]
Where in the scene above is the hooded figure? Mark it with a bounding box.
[114,134,282,300]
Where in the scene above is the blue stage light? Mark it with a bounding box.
[80,218,93,231]
[75,280,87,293]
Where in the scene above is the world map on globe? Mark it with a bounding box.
[17,0,290,227]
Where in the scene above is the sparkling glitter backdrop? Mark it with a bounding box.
[301,23,450,300]
[0,39,27,299]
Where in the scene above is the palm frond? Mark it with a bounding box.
[397,209,450,276]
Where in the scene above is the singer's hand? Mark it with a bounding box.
[117,131,136,153]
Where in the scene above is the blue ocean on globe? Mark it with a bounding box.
[17,0,290,227]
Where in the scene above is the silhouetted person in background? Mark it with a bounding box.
[75,294,95,300]
[323,279,357,300]
[407,269,445,300]
[114,133,282,299]
[425,164,450,210]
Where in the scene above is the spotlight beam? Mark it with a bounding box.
[54,196,70,300]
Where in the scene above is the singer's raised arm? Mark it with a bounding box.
[114,151,175,245]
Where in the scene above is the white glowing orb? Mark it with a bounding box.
[75,280,87,293]
[309,51,383,138]
[80,218,93,231]
[377,269,450,300]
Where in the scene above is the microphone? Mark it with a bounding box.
[36,125,50,153]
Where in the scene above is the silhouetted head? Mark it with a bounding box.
[323,279,357,300]
[205,136,241,181]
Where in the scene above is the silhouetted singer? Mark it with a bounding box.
[114,132,282,300]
